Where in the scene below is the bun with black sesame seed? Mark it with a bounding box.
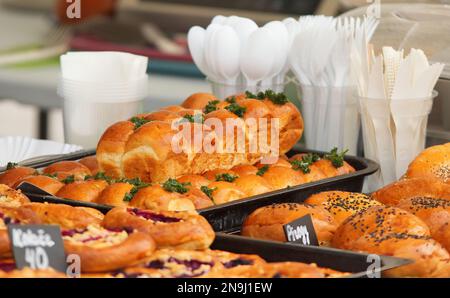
[305,191,383,225]
[406,143,450,184]
[242,203,337,246]
[332,205,450,277]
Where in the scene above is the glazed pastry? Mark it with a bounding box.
[183,189,214,209]
[371,178,450,206]
[56,180,109,202]
[258,166,305,190]
[233,174,273,197]
[406,143,450,184]
[129,185,195,212]
[0,166,36,188]
[181,93,219,110]
[242,203,337,245]
[0,268,66,278]
[0,206,41,258]
[203,169,238,182]
[62,225,156,272]
[332,205,450,277]
[95,182,134,207]
[177,175,211,190]
[289,154,328,182]
[97,91,304,183]
[305,191,383,225]
[21,203,103,230]
[313,159,355,178]
[206,181,246,205]
[13,175,64,195]
[396,197,450,252]
[0,184,30,208]
[78,156,100,175]
[102,207,214,249]
[42,161,91,180]
[230,165,258,177]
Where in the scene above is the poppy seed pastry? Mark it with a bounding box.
[406,143,450,184]
[62,225,156,273]
[332,205,450,277]
[305,191,383,225]
[242,203,337,246]
[102,207,214,249]
[371,177,450,206]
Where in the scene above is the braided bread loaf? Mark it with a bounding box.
[97,92,303,183]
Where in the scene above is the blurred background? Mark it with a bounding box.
[0,0,449,146]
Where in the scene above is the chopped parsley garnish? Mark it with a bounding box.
[130,116,150,129]
[162,178,190,194]
[245,90,289,105]
[123,179,151,202]
[200,186,217,199]
[6,162,18,170]
[181,114,205,124]
[290,153,321,174]
[85,172,114,184]
[225,103,246,117]
[203,100,220,114]
[61,175,75,184]
[324,148,348,168]
[225,96,237,104]
[215,173,238,183]
[256,165,269,176]
[43,173,57,178]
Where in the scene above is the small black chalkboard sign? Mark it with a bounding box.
[8,225,67,273]
[283,214,319,246]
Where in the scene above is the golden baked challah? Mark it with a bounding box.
[97,91,304,183]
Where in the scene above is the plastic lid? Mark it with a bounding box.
[341,3,450,79]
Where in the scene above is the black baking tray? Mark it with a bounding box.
[5,146,378,225]
[211,233,411,278]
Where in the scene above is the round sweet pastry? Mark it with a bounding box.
[313,159,355,178]
[62,225,156,272]
[396,197,450,252]
[96,121,135,178]
[0,268,66,278]
[0,184,30,208]
[305,191,383,225]
[183,189,214,209]
[258,166,305,190]
[233,174,273,197]
[42,161,91,180]
[121,249,219,278]
[406,143,450,184]
[103,207,214,249]
[129,185,195,212]
[95,182,134,207]
[0,166,36,187]
[255,158,292,169]
[143,110,180,122]
[230,165,258,177]
[206,181,245,205]
[177,174,211,190]
[78,156,100,175]
[371,178,450,206]
[13,175,64,195]
[0,206,41,258]
[289,154,328,183]
[21,203,103,230]
[242,203,337,245]
[56,180,108,202]
[331,205,450,277]
[159,105,187,113]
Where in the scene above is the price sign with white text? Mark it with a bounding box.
[8,225,67,272]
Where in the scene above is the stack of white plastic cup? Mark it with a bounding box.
[58,52,149,149]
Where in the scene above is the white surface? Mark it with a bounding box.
[0,136,82,166]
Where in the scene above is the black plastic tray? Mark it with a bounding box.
[211,233,410,278]
[5,146,378,225]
